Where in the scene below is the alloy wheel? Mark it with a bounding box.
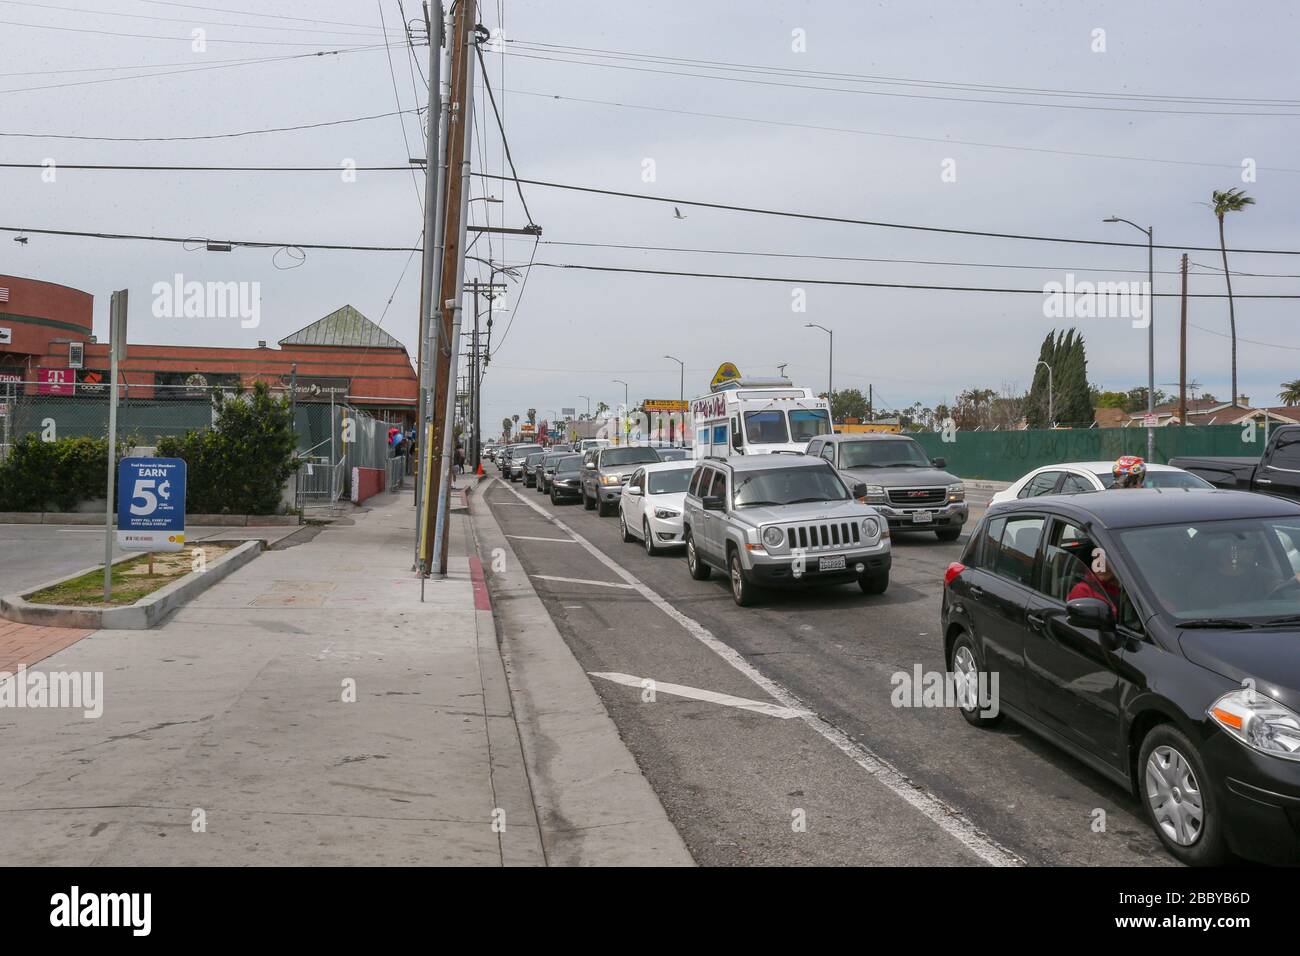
[952,646,979,711]
[1145,745,1205,847]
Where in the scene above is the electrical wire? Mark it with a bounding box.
[474,41,533,226]
[136,0,407,32]
[0,15,396,47]
[377,0,423,208]
[0,224,419,252]
[488,235,540,358]
[0,108,424,142]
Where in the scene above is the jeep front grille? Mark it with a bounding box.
[786,521,861,550]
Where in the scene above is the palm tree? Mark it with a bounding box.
[1279,380,1300,406]
[501,417,512,439]
[1211,188,1255,407]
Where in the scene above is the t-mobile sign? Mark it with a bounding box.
[38,368,75,395]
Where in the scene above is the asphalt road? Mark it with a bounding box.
[482,474,1173,867]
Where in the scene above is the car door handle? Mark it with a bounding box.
[1257,478,1273,484]
[968,585,985,598]
[1026,611,1046,631]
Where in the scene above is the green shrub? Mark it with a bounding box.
[0,434,110,512]
[156,380,297,515]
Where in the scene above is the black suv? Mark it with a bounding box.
[943,489,1300,865]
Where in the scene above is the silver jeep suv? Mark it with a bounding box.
[682,455,892,606]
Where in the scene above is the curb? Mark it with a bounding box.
[0,513,300,526]
[468,477,695,867]
[0,540,262,630]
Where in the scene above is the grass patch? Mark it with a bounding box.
[26,544,234,607]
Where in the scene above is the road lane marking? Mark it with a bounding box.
[590,671,812,719]
[533,574,635,590]
[496,478,1024,867]
[506,534,576,543]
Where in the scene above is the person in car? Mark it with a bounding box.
[1111,455,1146,489]
[1065,536,1122,610]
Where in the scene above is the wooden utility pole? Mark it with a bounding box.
[418,0,476,572]
[1178,253,1188,425]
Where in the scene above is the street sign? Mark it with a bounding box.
[116,457,186,552]
[1142,412,1158,428]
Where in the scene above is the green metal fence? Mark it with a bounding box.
[912,425,1258,482]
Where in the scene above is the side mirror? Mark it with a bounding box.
[702,494,726,512]
[731,432,743,450]
[1066,597,1115,631]
[852,482,868,499]
[628,484,643,496]
[932,457,947,469]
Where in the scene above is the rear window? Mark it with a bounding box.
[992,516,1044,587]
[647,468,694,495]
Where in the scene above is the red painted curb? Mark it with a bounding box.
[468,556,491,611]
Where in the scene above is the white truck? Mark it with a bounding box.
[689,378,832,457]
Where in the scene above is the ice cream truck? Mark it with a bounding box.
[689,373,833,457]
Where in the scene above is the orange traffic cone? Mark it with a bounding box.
[476,460,484,476]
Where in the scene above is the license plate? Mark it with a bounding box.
[911,511,933,524]
[818,555,846,572]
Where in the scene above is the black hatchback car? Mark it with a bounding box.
[942,489,1300,866]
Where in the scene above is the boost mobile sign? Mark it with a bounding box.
[116,457,187,552]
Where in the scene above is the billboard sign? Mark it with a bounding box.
[38,368,75,396]
[116,457,187,552]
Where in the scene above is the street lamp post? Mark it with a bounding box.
[805,323,833,413]
[1105,216,1156,461]
[663,354,684,402]
[1036,360,1054,427]
[578,394,590,418]
[613,379,629,443]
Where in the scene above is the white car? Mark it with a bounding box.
[617,461,695,554]
[991,460,1215,506]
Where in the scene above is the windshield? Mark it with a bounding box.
[601,447,660,466]
[744,410,789,444]
[838,438,931,469]
[789,409,832,441]
[733,466,849,508]
[1118,517,1300,622]
[1094,470,1214,490]
[658,448,690,460]
[647,467,693,495]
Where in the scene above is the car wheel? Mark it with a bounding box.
[643,519,658,556]
[583,488,595,510]
[597,498,613,517]
[1139,724,1229,866]
[550,489,560,505]
[948,631,1003,728]
[619,509,635,542]
[685,530,710,580]
[728,549,760,607]
[936,527,962,542]
[858,571,889,594]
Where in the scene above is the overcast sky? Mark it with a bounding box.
[3,0,1297,424]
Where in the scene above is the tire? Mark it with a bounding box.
[583,488,596,510]
[597,498,614,517]
[550,489,560,505]
[936,527,962,542]
[643,518,658,556]
[859,571,889,594]
[728,549,760,607]
[619,508,635,542]
[685,530,711,580]
[1138,724,1229,866]
[948,631,1004,728]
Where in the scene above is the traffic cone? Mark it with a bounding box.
[477,460,484,476]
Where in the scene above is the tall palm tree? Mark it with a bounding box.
[1279,380,1300,406]
[501,417,512,439]
[1211,188,1255,407]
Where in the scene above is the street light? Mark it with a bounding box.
[663,354,685,402]
[1104,216,1155,460]
[805,323,833,410]
[578,394,591,418]
[1036,360,1054,427]
[612,379,629,442]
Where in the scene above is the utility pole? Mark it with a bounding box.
[868,384,873,422]
[1179,253,1188,426]
[422,0,478,576]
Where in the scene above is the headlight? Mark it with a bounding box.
[600,474,621,485]
[1209,688,1300,761]
[655,507,681,519]
[948,483,966,502]
[762,525,785,548]
[862,517,880,538]
[865,484,887,503]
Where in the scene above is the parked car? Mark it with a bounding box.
[682,455,891,606]
[1171,424,1300,504]
[618,462,695,554]
[807,433,967,541]
[578,438,613,454]
[537,451,570,493]
[991,461,1214,505]
[548,454,585,504]
[580,445,662,515]
[523,451,547,488]
[506,445,543,482]
[942,489,1300,865]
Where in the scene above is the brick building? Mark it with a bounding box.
[0,275,417,421]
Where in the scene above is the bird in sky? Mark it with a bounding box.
[673,207,687,220]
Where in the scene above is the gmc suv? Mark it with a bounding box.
[682,455,892,606]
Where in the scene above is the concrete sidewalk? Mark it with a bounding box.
[0,483,689,866]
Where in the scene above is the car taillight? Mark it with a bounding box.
[944,562,966,588]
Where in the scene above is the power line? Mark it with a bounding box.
[376,0,423,208]
[1188,322,1300,352]
[496,48,1300,118]
[0,225,419,252]
[0,15,395,47]
[489,236,541,358]
[0,108,424,142]
[133,0,405,31]
[501,87,1300,177]
[507,38,1300,108]
[473,172,1300,256]
[474,40,534,226]
[528,260,1300,298]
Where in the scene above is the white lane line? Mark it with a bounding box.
[533,574,635,590]
[591,671,812,720]
[498,478,1023,867]
[506,534,576,543]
